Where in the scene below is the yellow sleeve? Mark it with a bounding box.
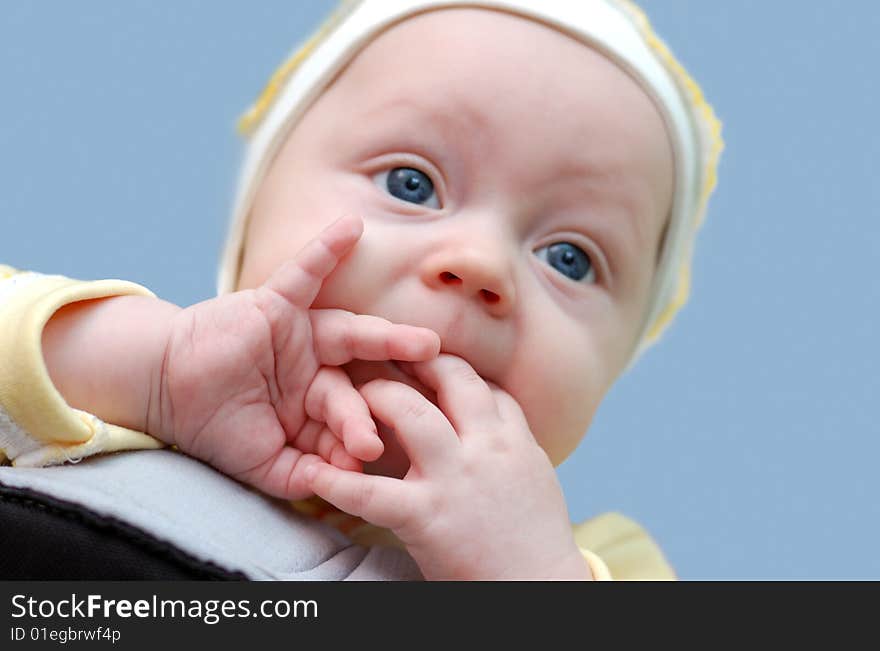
[0,266,164,467]
[574,512,677,580]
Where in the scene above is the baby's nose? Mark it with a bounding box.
[420,246,516,317]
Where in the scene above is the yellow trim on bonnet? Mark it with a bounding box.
[614,0,725,344]
[237,6,348,135]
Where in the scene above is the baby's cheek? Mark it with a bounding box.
[544,376,602,465]
[506,349,604,465]
[310,246,378,312]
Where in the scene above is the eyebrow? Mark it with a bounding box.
[359,95,491,141]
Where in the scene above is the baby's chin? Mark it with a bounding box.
[341,359,438,479]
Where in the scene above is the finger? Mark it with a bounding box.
[289,417,363,470]
[310,309,440,366]
[304,366,384,462]
[396,354,498,434]
[489,385,532,434]
[359,378,459,473]
[305,462,411,531]
[239,448,325,501]
[262,215,363,308]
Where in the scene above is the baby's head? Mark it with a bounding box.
[222,1,722,475]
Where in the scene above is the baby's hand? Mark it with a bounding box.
[149,216,440,500]
[304,355,592,580]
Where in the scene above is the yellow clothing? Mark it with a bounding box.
[0,265,163,467]
[0,265,675,580]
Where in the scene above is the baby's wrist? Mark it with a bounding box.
[534,548,600,581]
[42,294,181,439]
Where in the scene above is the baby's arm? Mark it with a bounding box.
[3,217,441,500]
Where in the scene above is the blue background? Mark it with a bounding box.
[2,1,877,579]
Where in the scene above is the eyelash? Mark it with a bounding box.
[369,160,603,286]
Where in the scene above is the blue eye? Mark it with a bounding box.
[535,242,596,283]
[375,167,440,208]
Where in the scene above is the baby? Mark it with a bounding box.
[0,0,721,580]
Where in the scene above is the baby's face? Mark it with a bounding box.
[238,8,673,475]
